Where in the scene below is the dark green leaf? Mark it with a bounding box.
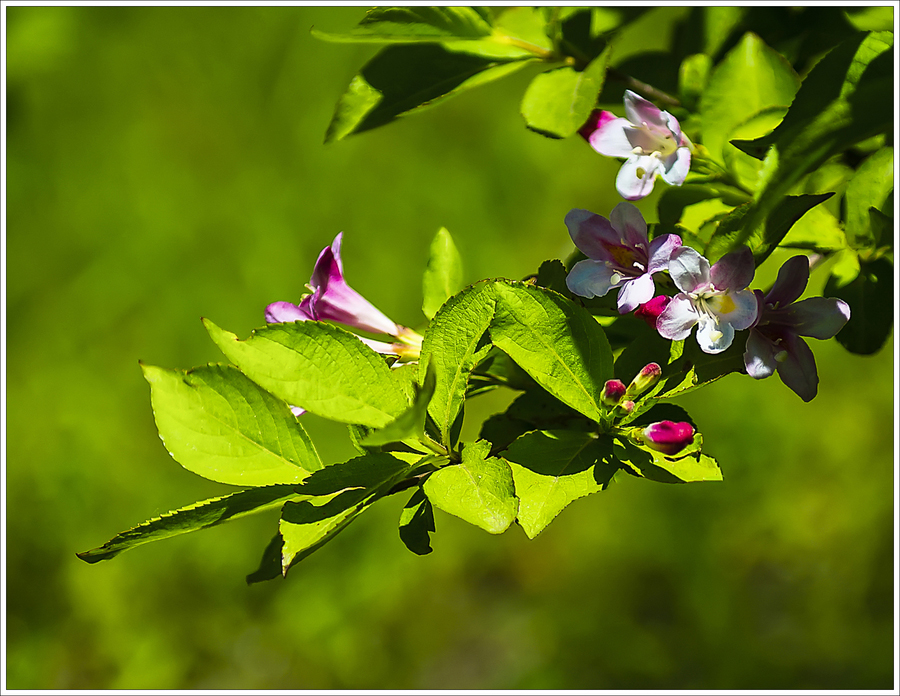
[141,363,321,486]
[324,44,532,143]
[422,227,463,320]
[312,7,493,43]
[534,259,573,299]
[520,45,612,138]
[424,440,518,534]
[824,256,893,355]
[77,484,299,564]
[490,281,613,421]
[503,430,616,539]
[398,488,435,555]
[246,533,285,585]
[204,319,408,429]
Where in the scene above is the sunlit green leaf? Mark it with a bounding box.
[360,363,436,448]
[614,435,723,484]
[424,440,518,534]
[141,363,321,486]
[489,281,614,421]
[422,227,463,320]
[204,319,408,429]
[78,484,300,564]
[845,146,893,249]
[503,430,616,539]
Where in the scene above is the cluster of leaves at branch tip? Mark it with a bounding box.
[78,7,892,581]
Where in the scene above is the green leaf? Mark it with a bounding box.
[534,258,573,299]
[424,440,518,534]
[280,452,415,574]
[420,281,497,447]
[613,436,723,484]
[312,7,493,43]
[699,32,800,166]
[520,45,612,139]
[77,484,300,564]
[141,363,321,486]
[845,146,893,249]
[398,488,435,555]
[204,319,408,429]
[824,256,893,355]
[422,227,463,320]
[246,533,285,585]
[324,44,533,143]
[704,193,833,265]
[779,204,847,253]
[678,53,711,110]
[360,363,437,447]
[503,430,616,539]
[489,281,613,421]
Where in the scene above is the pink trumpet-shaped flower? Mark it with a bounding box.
[565,203,681,313]
[656,246,759,354]
[580,91,692,200]
[743,255,851,402]
[642,421,695,455]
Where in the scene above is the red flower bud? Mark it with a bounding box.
[601,379,627,406]
[642,421,695,455]
[634,295,671,328]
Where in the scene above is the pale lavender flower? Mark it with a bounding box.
[743,255,851,402]
[565,203,682,313]
[656,246,758,354]
[580,91,692,200]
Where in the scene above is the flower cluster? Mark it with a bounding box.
[565,204,850,401]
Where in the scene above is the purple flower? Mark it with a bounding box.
[657,246,759,354]
[580,91,692,200]
[743,255,851,402]
[565,203,682,313]
[266,232,400,337]
[641,421,695,455]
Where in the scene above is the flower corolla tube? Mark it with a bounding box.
[656,246,759,354]
[743,255,851,402]
[580,90,692,200]
[565,203,681,313]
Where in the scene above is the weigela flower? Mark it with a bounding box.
[641,420,695,455]
[743,255,851,402]
[601,379,627,406]
[565,203,682,313]
[656,246,758,354]
[580,90,692,200]
[634,295,671,328]
[626,362,662,398]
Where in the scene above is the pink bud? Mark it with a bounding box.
[642,421,695,455]
[578,109,617,142]
[601,379,627,406]
[618,399,635,413]
[634,295,671,328]
[627,362,662,397]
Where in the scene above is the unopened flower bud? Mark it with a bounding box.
[601,379,627,406]
[626,362,662,397]
[634,295,671,328]
[617,399,635,414]
[642,421,695,455]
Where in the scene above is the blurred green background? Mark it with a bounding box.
[5,6,894,690]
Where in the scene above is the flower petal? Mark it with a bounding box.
[659,146,691,186]
[615,155,659,201]
[712,288,759,330]
[579,109,617,141]
[744,329,778,379]
[695,314,735,354]
[710,245,755,291]
[564,208,622,261]
[587,116,637,157]
[778,297,851,339]
[265,301,313,323]
[616,273,655,313]
[609,202,648,250]
[623,90,668,130]
[765,255,809,308]
[667,246,710,294]
[566,259,618,299]
[647,233,682,274]
[656,294,698,340]
[775,332,819,402]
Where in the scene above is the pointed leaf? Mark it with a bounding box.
[614,435,723,483]
[312,7,493,43]
[420,281,497,447]
[141,363,321,486]
[503,430,616,539]
[489,281,613,421]
[424,440,518,534]
[399,488,435,555]
[422,227,463,319]
[325,44,532,143]
[824,256,893,355]
[845,146,893,249]
[204,319,408,429]
[77,484,299,564]
[361,362,437,447]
